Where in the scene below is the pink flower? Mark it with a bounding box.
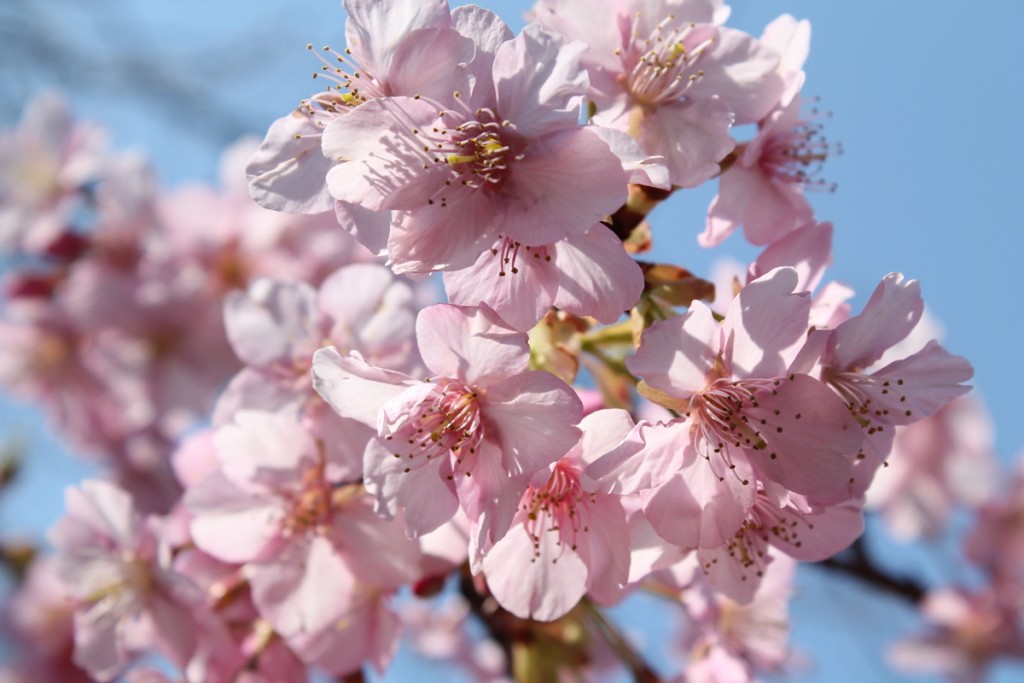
[185,411,420,640]
[49,480,201,681]
[313,303,584,542]
[890,587,1024,682]
[0,92,108,252]
[532,0,784,187]
[791,273,974,496]
[482,409,634,620]
[286,587,401,677]
[590,268,862,513]
[245,0,470,217]
[214,264,421,423]
[321,23,631,273]
[867,395,997,540]
[702,96,837,247]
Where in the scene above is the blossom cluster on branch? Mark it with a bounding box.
[0,1,1020,682]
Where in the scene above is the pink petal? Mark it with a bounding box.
[868,341,973,424]
[482,371,583,477]
[584,420,687,495]
[213,368,307,426]
[387,192,502,274]
[246,112,336,214]
[830,273,923,371]
[56,480,140,551]
[750,221,832,293]
[451,5,513,57]
[334,200,392,258]
[455,439,527,545]
[577,408,638,468]
[492,25,587,138]
[415,304,529,386]
[642,457,755,550]
[483,515,588,621]
[766,500,863,562]
[329,503,421,589]
[343,0,451,76]
[631,97,735,189]
[627,302,719,398]
[311,347,412,427]
[744,374,861,501]
[363,439,458,538]
[223,279,319,368]
[214,411,316,484]
[185,473,283,564]
[443,239,559,332]
[685,27,784,125]
[553,225,644,324]
[702,169,757,248]
[249,536,355,637]
[576,494,630,606]
[498,127,629,245]
[588,125,671,189]
[724,267,809,379]
[322,97,449,211]
[387,28,475,100]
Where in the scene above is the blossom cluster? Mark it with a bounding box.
[0,1,1016,682]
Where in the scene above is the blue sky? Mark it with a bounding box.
[2,1,1023,681]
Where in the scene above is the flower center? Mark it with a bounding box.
[618,16,715,107]
[523,463,593,560]
[75,553,153,627]
[690,379,773,469]
[284,460,333,534]
[410,104,526,208]
[384,380,483,474]
[758,109,840,191]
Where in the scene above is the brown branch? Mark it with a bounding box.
[458,564,661,683]
[816,537,927,603]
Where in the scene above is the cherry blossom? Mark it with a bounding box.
[49,480,201,680]
[313,303,583,542]
[482,409,634,620]
[532,0,784,187]
[321,22,631,273]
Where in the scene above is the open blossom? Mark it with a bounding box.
[0,92,108,252]
[313,303,584,542]
[532,0,784,187]
[322,22,631,273]
[680,551,796,682]
[49,480,201,681]
[586,268,863,598]
[214,264,420,423]
[791,273,974,497]
[482,409,633,620]
[185,411,420,644]
[247,0,514,258]
[703,96,837,247]
[246,0,472,216]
